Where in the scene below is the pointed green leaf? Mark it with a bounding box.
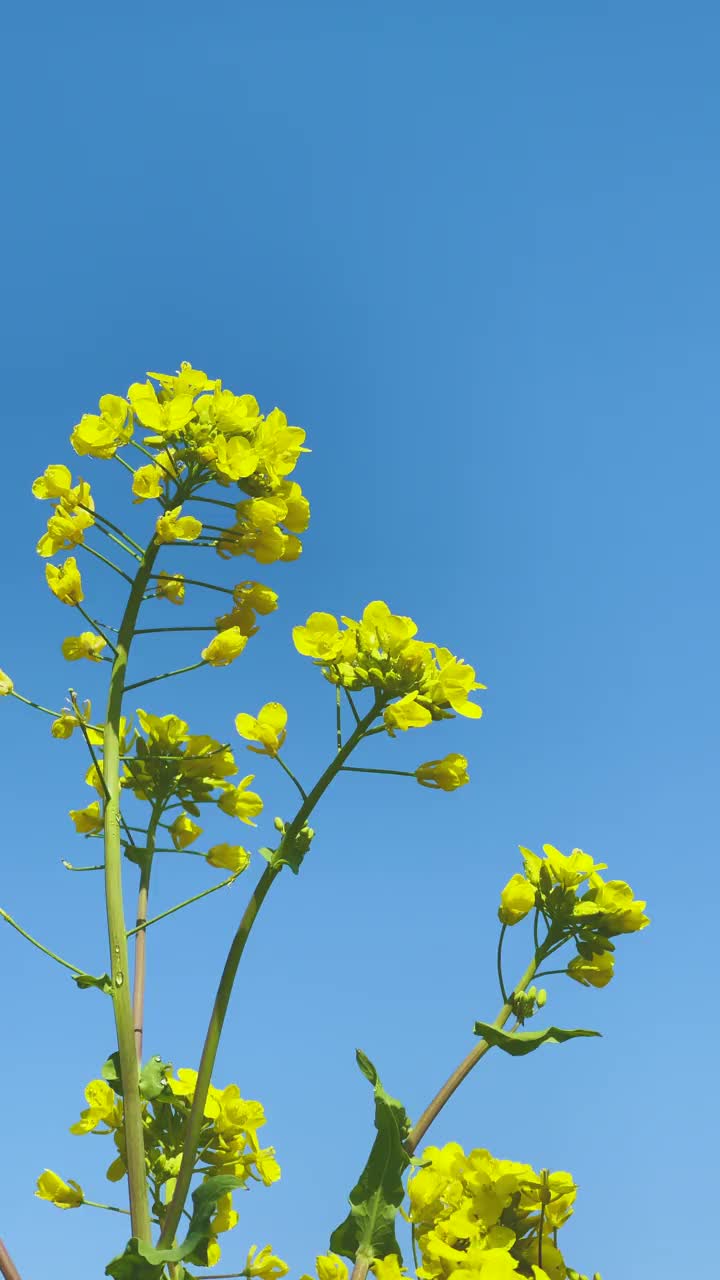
[329,1050,411,1264]
[473,1022,601,1057]
[73,971,112,994]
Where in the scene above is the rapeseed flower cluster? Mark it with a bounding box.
[408,1142,591,1280]
[293,601,484,732]
[498,845,649,989]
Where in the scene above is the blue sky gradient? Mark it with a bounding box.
[1,3,717,1277]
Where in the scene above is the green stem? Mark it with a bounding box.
[336,687,342,751]
[128,438,178,480]
[405,948,543,1155]
[75,604,118,656]
[83,1199,132,1216]
[189,495,238,511]
[79,505,144,556]
[69,693,137,850]
[82,543,134,584]
[135,626,216,634]
[533,968,569,980]
[124,661,207,692]
[158,697,382,1249]
[274,753,307,801]
[103,535,160,1242]
[10,691,60,718]
[114,455,137,477]
[341,765,416,778]
[62,860,104,872]
[344,687,361,725]
[131,801,164,1063]
[496,924,508,1003]
[0,906,90,978]
[126,874,239,937]
[148,574,233,596]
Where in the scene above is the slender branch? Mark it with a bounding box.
[114,454,137,477]
[62,860,104,872]
[79,505,144,555]
[158,698,383,1249]
[344,687,361,725]
[189,495,238,510]
[131,801,164,1062]
[83,1199,132,1215]
[124,661,207,692]
[341,766,416,778]
[81,543,134,584]
[128,438,178,480]
[0,1239,23,1280]
[68,692,136,848]
[102,535,160,1242]
[496,924,508,1003]
[135,626,216,634]
[274,753,307,801]
[0,906,90,978]
[75,605,118,657]
[148,574,233,596]
[405,950,542,1155]
[336,687,343,751]
[10,691,60,719]
[126,873,239,937]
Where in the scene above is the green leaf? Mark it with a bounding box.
[106,1176,245,1277]
[102,1051,123,1093]
[329,1050,411,1264]
[473,1023,601,1057]
[73,971,113,994]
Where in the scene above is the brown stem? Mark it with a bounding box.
[350,1259,371,1280]
[132,801,164,1062]
[0,1239,23,1280]
[405,954,540,1155]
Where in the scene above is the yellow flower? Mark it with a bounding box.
[155,571,185,604]
[0,669,13,695]
[277,480,310,533]
[567,951,614,988]
[70,1079,121,1134]
[415,753,469,791]
[246,1244,290,1280]
[32,464,74,500]
[52,700,92,740]
[136,709,189,748]
[217,775,264,825]
[69,801,103,834]
[429,648,485,719]
[155,505,203,544]
[581,878,649,935]
[255,407,309,481]
[61,632,107,662]
[233,581,279,615]
[132,463,164,503]
[37,504,95,557]
[46,556,84,605]
[71,394,133,458]
[542,845,606,890]
[498,873,537,926]
[292,612,343,661]
[169,813,202,850]
[202,627,249,667]
[211,1192,239,1234]
[235,702,288,756]
[35,1170,84,1209]
[147,361,218,398]
[384,692,433,735]
[206,844,251,874]
[128,381,196,436]
[314,1255,348,1280]
[372,1258,407,1280]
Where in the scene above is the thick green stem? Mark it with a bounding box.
[405,950,541,1155]
[131,801,164,1063]
[158,698,382,1248]
[103,536,159,1242]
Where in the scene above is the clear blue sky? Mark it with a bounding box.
[1,3,717,1277]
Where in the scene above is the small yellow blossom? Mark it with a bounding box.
[52,700,92,740]
[292,612,343,661]
[69,801,103,834]
[71,394,133,458]
[32,464,74,501]
[155,571,185,604]
[206,844,251,874]
[202,627,249,667]
[211,1192,239,1234]
[37,505,95,557]
[217,775,264,825]
[567,951,615,988]
[35,1170,84,1209]
[372,1258,407,1280]
[233,581,279,615]
[46,556,84,605]
[155,505,203,544]
[315,1255,348,1280]
[384,692,433,735]
[169,813,202,850]
[70,1078,121,1134]
[132,463,164,503]
[415,753,469,791]
[235,702,288,756]
[246,1244,290,1280]
[498,873,537,926]
[0,669,13,695]
[61,632,107,662]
